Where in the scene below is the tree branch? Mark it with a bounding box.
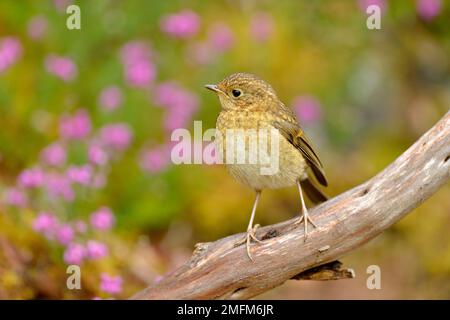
[131,111,450,300]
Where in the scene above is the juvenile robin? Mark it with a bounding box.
[205,73,328,260]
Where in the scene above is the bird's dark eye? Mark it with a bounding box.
[231,89,242,97]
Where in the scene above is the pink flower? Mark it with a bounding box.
[153,82,199,112]
[160,10,200,39]
[153,81,199,131]
[74,220,87,233]
[66,164,92,185]
[100,273,122,294]
[45,173,74,202]
[90,207,115,231]
[17,168,45,188]
[45,54,77,82]
[33,212,58,233]
[124,60,156,88]
[120,41,150,63]
[140,146,170,173]
[98,86,123,111]
[41,143,66,166]
[208,23,235,53]
[163,109,194,132]
[358,0,387,12]
[154,81,186,108]
[417,0,442,21]
[4,188,28,207]
[162,91,198,132]
[99,123,133,151]
[292,95,323,125]
[86,240,108,260]
[0,37,22,73]
[59,109,92,140]
[56,224,75,245]
[27,16,48,40]
[120,41,155,88]
[88,144,108,166]
[63,243,85,265]
[250,13,274,43]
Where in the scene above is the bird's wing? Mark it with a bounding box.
[271,105,328,187]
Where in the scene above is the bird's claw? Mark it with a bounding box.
[295,211,318,241]
[246,224,262,261]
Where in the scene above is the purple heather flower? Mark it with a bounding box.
[153,81,199,111]
[417,0,442,21]
[100,274,122,294]
[99,123,133,151]
[124,60,156,88]
[153,81,185,108]
[5,188,28,207]
[98,86,123,111]
[0,37,22,73]
[56,224,75,245]
[45,54,77,82]
[33,212,58,233]
[41,143,66,167]
[292,95,323,125]
[63,243,85,265]
[90,207,115,231]
[45,173,74,202]
[163,106,196,132]
[86,240,108,260]
[207,23,235,53]
[250,12,274,43]
[120,41,150,63]
[59,109,92,140]
[27,16,48,40]
[17,167,45,188]
[120,41,155,88]
[140,146,170,173]
[88,144,109,166]
[160,10,200,39]
[66,164,92,186]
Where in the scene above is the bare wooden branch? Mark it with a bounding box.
[131,111,450,300]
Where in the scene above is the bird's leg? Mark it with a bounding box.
[246,190,262,261]
[295,180,317,240]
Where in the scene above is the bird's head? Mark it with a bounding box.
[205,73,278,111]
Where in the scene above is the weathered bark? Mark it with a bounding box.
[132,111,450,300]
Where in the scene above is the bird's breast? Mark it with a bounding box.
[215,111,308,190]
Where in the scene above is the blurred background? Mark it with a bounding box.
[0,0,449,299]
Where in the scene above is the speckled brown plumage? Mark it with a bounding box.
[205,72,328,260]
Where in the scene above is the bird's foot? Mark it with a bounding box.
[246,224,262,261]
[295,210,317,241]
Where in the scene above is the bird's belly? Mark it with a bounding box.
[224,134,308,190]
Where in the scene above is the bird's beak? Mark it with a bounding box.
[204,84,221,94]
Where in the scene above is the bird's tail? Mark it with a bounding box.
[301,178,328,204]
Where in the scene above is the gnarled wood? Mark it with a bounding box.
[132,111,450,300]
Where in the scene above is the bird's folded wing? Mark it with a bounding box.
[272,112,328,187]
